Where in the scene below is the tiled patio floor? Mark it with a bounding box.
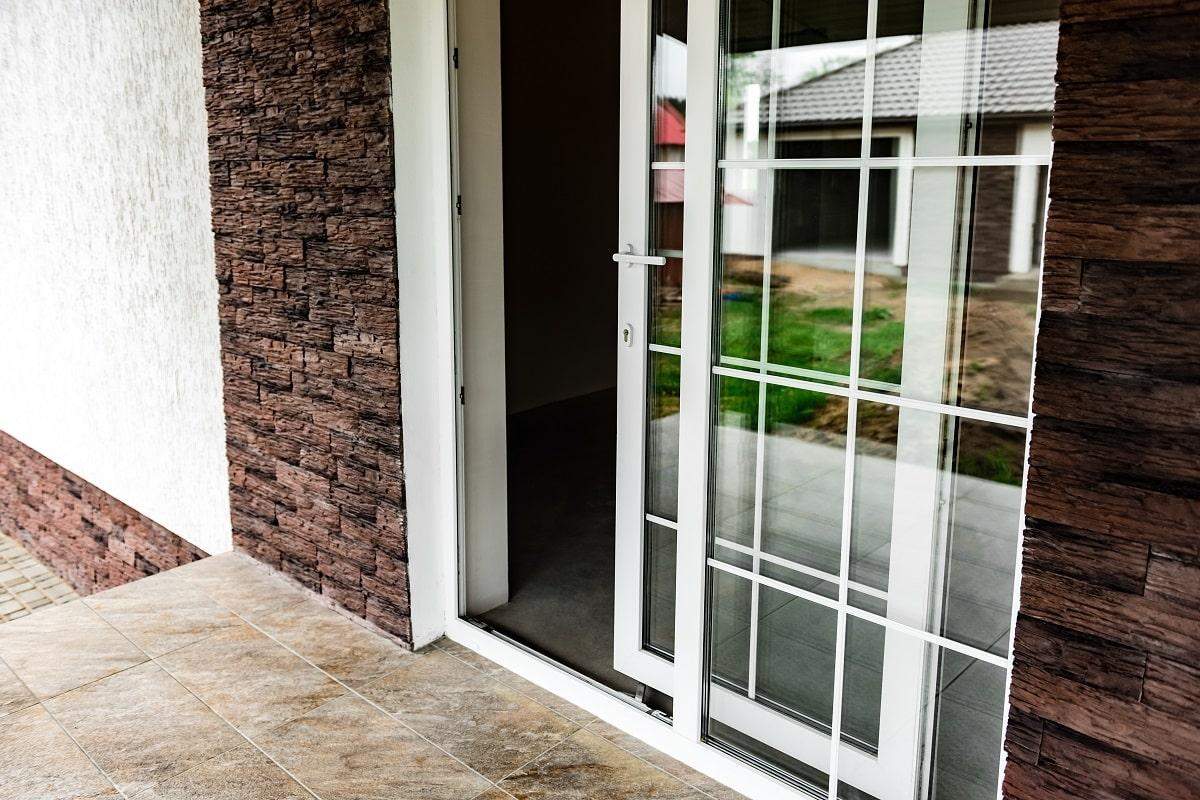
[0,533,77,622]
[0,552,744,800]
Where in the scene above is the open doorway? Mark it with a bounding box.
[455,0,651,700]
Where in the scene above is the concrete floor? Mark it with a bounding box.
[0,552,743,800]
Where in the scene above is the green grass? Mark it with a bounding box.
[648,282,1021,485]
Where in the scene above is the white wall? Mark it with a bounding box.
[0,1,232,555]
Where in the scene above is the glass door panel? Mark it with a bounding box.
[696,0,1056,797]
[614,0,689,694]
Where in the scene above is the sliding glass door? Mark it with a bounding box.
[614,0,1054,796]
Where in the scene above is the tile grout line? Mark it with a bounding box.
[430,640,593,727]
[0,650,130,800]
[169,556,499,791]
[432,642,733,800]
[225,607,500,791]
[80,600,326,800]
[579,720,734,800]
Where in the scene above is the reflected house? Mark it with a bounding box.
[722,20,1057,285]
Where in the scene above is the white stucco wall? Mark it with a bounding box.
[0,1,232,554]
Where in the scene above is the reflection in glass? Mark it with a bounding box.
[761,388,847,577]
[755,587,837,730]
[840,616,884,753]
[724,0,869,160]
[710,375,758,548]
[652,0,687,162]
[710,568,752,691]
[646,352,680,521]
[847,407,1023,658]
[863,166,1044,415]
[939,418,1023,657]
[928,648,1009,800]
[650,170,684,348]
[643,522,677,656]
[718,168,861,378]
[848,402,899,593]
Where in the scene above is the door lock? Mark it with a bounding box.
[621,323,634,348]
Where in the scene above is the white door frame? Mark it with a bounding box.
[388,1,1043,799]
[388,1,818,798]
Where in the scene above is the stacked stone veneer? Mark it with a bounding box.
[0,432,207,595]
[1003,2,1200,798]
[199,0,411,641]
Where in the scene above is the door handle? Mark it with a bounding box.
[612,245,667,267]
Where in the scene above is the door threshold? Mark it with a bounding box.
[461,616,672,724]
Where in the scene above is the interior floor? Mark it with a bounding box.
[476,389,634,694]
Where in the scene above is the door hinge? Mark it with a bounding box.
[459,385,465,405]
[452,47,459,69]
[455,194,463,216]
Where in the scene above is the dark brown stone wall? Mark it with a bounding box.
[1005,4,1200,798]
[199,0,411,642]
[0,431,207,595]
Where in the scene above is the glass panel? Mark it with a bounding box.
[761,387,847,577]
[848,405,1023,659]
[643,521,677,656]
[710,567,753,692]
[862,166,1042,415]
[874,0,1058,159]
[755,587,837,729]
[717,168,860,378]
[650,170,684,347]
[710,374,759,549]
[646,352,680,520]
[927,649,1009,800]
[652,0,687,162]
[841,615,884,753]
[835,618,1010,800]
[724,0,869,160]
[940,418,1023,657]
[848,401,898,593]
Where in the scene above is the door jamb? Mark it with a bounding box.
[389,1,813,797]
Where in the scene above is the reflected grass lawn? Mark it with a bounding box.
[649,284,904,429]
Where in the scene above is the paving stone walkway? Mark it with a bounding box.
[0,533,77,623]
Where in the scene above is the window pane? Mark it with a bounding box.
[848,404,1023,659]
[646,352,680,521]
[761,387,847,578]
[710,375,759,549]
[652,0,687,161]
[874,0,1057,159]
[724,0,869,160]
[643,521,677,656]
[861,166,1042,415]
[650,170,684,348]
[717,167,860,378]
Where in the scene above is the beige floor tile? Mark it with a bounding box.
[473,788,516,800]
[0,602,146,699]
[45,661,242,796]
[586,720,747,800]
[256,598,411,687]
[0,657,35,718]
[129,744,312,800]
[500,729,708,800]
[86,573,240,656]
[174,553,311,622]
[433,638,595,725]
[159,623,346,737]
[360,647,578,781]
[0,705,120,799]
[254,694,491,800]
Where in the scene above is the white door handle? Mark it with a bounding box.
[612,246,667,267]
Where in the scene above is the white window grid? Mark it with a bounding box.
[646,0,1048,797]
